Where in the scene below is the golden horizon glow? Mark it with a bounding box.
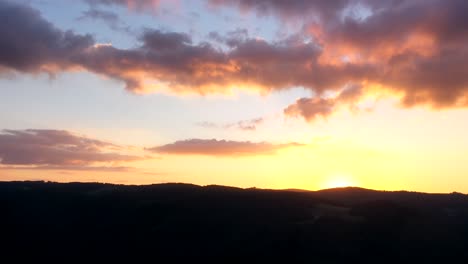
[2,0,468,194]
[321,175,358,189]
[3,99,468,194]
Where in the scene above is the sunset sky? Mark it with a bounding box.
[1,0,468,192]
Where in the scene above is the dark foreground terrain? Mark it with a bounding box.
[2,181,468,262]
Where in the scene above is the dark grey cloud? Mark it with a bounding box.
[0,0,93,72]
[141,30,192,51]
[147,139,303,156]
[0,129,140,166]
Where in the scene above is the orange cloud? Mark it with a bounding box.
[284,84,364,122]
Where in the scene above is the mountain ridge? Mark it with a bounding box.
[3,180,468,261]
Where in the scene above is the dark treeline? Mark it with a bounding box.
[2,181,468,262]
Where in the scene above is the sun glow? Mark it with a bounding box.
[322,175,357,189]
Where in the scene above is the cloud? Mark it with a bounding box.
[232,118,264,130]
[147,139,302,156]
[207,0,468,108]
[78,8,131,33]
[208,28,249,47]
[284,84,364,121]
[0,129,141,166]
[0,165,133,172]
[196,117,264,131]
[2,0,468,109]
[84,0,160,11]
[0,2,337,94]
[337,83,363,102]
[76,31,370,94]
[284,97,335,122]
[208,0,349,22]
[79,8,119,24]
[0,0,93,72]
[195,121,219,129]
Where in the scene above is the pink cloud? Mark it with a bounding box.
[0,129,141,166]
[147,139,303,156]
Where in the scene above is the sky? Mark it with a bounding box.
[1,0,468,193]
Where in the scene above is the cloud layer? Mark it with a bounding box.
[0,129,140,166]
[1,0,468,121]
[0,1,360,94]
[211,0,468,108]
[148,139,302,156]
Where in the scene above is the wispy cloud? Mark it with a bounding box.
[77,8,132,34]
[196,117,264,131]
[84,0,160,12]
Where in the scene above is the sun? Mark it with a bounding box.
[322,175,357,189]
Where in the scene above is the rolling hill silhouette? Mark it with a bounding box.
[2,181,468,262]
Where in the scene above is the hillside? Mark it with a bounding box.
[2,181,468,262]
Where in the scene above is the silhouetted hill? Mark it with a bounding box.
[2,181,468,262]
